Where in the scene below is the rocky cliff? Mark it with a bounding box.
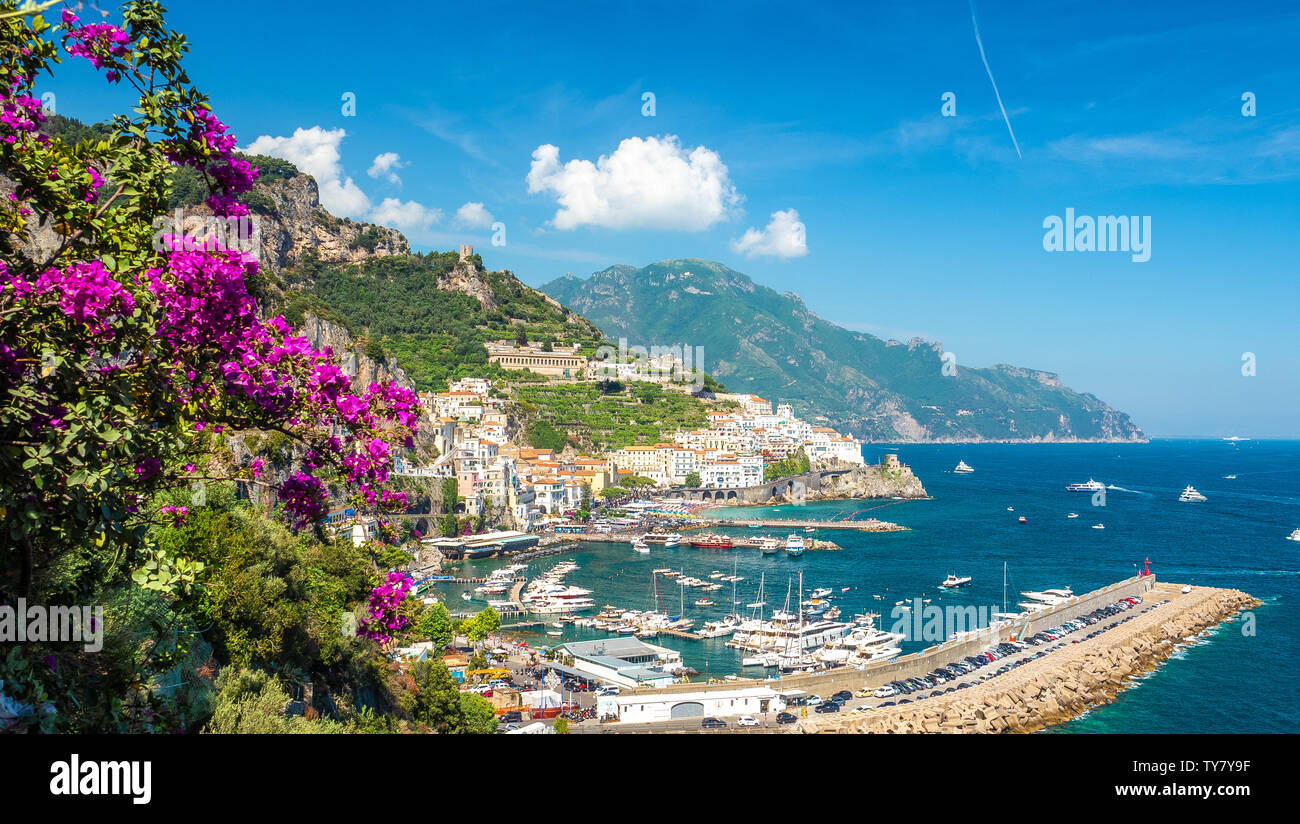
[813,462,928,501]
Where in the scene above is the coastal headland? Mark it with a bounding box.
[796,583,1257,734]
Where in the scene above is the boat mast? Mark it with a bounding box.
[1003,561,1007,615]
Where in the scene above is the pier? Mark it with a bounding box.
[689,517,906,532]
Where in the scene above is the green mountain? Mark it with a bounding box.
[541,259,1144,442]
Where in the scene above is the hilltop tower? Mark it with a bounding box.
[458,243,474,263]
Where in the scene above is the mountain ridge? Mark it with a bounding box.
[541,258,1145,443]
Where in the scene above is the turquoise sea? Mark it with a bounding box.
[444,440,1297,733]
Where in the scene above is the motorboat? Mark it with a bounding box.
[1067,513,1079,518]
[1066,479,1106,492]
[1288,528,1300,542]
[632,537,650,554]
[785,534,806,555]
[690,534,733,549]
[953,460,974,474]
[758,535,780,554]
[1178,485,1207,502]
[741,651,780,668]
[809,587,833,599]
[644,532,682,547]
[940,574,972,588]
[1092,523,1105,530]
[1181,585,1192,594]
[1018,516,1027,523]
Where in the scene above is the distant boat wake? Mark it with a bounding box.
[1105,484,1153,496]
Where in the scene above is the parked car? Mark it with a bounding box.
[776,712,798,725]
[736,715,760,727]
[701,717,728,729]
[814,701,841,714]
[500,710,523,724]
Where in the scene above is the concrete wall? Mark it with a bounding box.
[629,575,1158,699]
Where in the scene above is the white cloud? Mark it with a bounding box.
[526,135,740,231]
[369,197,443,232]
[454,201,495,229]
[731,209,808,259]
[367,152,405,185]
[244,126,371,216]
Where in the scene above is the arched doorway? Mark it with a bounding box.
[670,701,704,719]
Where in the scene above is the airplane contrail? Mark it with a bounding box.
[969,0,1022,159]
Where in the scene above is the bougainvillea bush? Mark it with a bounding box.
[0,2,439,732]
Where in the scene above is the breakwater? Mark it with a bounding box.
[796,583,1258,734]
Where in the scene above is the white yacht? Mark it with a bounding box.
[785,534,806,556]
[741,651,780,668]
[1067,512,1079,518]
[953,460,974,474]
[632,536,650,554]
[1287,528,1300,542]
[809,586,833,599]
[1179,485,1207,502]
[644,532,682,547]
[940,574,972,588]
[1021,588,1072,606]
[1092,523,1105,529]
[758,535,780,554]
[697,614,741,638]
[1066,479,1105,492]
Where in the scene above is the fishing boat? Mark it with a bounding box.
[690,533,733,549]
[953,460,974,474]
[1178,485,1207,502]
[940,574,972,588]
[785,534,805,556]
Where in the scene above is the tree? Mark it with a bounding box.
[459,692,499,734]
[525,420,566,451]
[410,659,464,734]
[553,717,569,734]
[416,602,454,653]
[621,475,655,489]
[464,606,501,642]
[600,487,626,500]
[684,471,701,488]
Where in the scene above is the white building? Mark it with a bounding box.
[608,687,787,723]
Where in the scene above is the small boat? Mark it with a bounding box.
[1092,523,1105,530]
[546,630,563,637]
[1018,516,1027,524]
[461,591,472,601]
[1067,513,1079,519]
[785,534,806,556]
[694,598,715,607]
[632,537,650,554]
[1181,585,1192,594]
[841,586,851,592]
[804,526,815,533]
[940,574,972,588]
[809,587,833,599]
[953,460,974,474]
[1006,507,1014,512]
[1223,474,1237,480]
[1287,528,1300,542]
[1178,485,1207,502]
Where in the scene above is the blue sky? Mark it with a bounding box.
[53,0,1300,437]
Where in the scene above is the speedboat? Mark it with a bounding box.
[1066,479,1105,492]
[953,460,974,474]
[694,598,715,607]
[632,537,650,554]
[1288,528,1300,542]
[1067,512,1079,519]
[1223,474,1237,480]
[940,574,972,588]
[461,591,472,601]
[785,534,806,556]
[810,587,833,599]
[1018,516,1027,524]
[1178,485,1207,502]
[1092,523,1105,530]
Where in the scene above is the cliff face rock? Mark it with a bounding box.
[797,586,1258,735]
[813,463,928,501]
[298,312,412,390]
[250,176,408,271]
[437,248,499,310]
